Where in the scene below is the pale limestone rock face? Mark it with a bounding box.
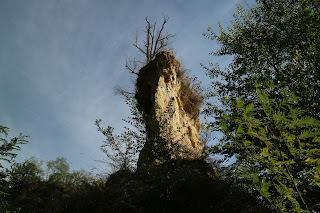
[136,52,203,169]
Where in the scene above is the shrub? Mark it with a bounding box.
[177,69,204,118]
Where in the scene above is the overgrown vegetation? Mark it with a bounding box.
[177,68,204,119]
[1,151,271,212]
[3,155,104,213]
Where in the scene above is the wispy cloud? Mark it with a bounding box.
[0,0,253,172]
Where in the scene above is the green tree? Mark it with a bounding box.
[46,157,70,182]
[67,169,94,186]
[9,156,44,188]
[6,156,98,213]
[6,157,44,212]
[203,0,320,122]
[203,0,320,212]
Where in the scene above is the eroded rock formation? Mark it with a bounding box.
[136,52,204,169]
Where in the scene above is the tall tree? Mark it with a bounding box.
[203,0,320,122]
[204,0,320,212]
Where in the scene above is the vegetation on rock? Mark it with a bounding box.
[177,68,204,119]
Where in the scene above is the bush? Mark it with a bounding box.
[177,69,204,119]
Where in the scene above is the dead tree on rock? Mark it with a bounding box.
[125,15,175,75]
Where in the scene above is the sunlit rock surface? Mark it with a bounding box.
[135,52,203,169]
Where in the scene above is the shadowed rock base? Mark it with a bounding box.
[103,159,272,213]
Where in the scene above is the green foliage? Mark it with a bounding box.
[0,125,28,212]
[5,158,271,213]
[0,125,28,168]
[204,0,320,212]
[203,0,320,123]
[5,156,100,213]
[46,157,70,182]
[9,156,44,188]
[212,88,320,212]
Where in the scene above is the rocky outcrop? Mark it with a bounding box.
[135,52,203,169]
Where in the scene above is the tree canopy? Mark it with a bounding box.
[204,0,320,121]
[204,0,320,212]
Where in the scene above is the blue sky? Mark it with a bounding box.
[0,0,254,173]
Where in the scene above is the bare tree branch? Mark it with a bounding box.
[126,15,175,75]
[125,57,140,75]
